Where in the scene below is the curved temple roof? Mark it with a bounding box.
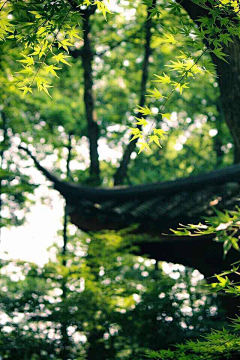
[20,146,240,275]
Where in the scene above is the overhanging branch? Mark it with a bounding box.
[19,145,61,186]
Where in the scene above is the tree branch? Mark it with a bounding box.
[60,134,72,359]
[81,8,101,184]
[113,0,156,185]
[18,145,62,185]
[0,111,8,241]
[62,134,73,261]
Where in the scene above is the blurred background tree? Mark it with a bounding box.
[0,228,227,359]
[0,0,239,359]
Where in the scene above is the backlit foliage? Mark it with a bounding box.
[0,0,110,97]
[1,0,240,151]
[129,0,240,152]
[171,207,240,257]
[145,206,240,359]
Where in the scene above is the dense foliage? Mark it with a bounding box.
[0,228,227,359]
[143,199,240,359]
[145,258,240,360]
[1,0,239,152]
[1,0,240,359]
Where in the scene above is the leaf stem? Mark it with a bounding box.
[0,0,8,12]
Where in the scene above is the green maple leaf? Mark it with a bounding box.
[162,34,177,44]
[154,128,167,139]
[129,128,143,141]
[133,117,148,126]
[212,48,229,63]
[153,73,171,84]
[19,86,33,98]
[135,105,153,116]
[149,135,161,147]
[58,39,74,52]
[138,142,150,153]
[161,113,171,120]
[67,27,82,41]
[146,88,166,99]
[52,53,72,66]
[17,55,34,66]
[44,65,61,77]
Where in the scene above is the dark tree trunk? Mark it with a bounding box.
[81,9,101,184]
[178,0,240,162]
[211,39,240,163]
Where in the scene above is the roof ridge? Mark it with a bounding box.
[19,145,240,201]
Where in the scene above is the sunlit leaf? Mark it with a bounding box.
[52,53,72,66]
[149,135,161,147]
[18,86,33,98]
[153,73,171,84]
[146,88,166,99]
[133,117,148,126]
[137,141,151,154]
[135,105,153,116]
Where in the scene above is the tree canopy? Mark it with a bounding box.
[1,0,240,359]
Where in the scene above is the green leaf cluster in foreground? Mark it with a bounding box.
[171,207,240,256]
[1,0,240,151]
[145,206,240,360]
[145,329,240,360]
[0,228,227,359]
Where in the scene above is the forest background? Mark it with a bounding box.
[0,0,239,359]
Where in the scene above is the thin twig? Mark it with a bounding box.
[147,48,209,137]
[0,0,8,12]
